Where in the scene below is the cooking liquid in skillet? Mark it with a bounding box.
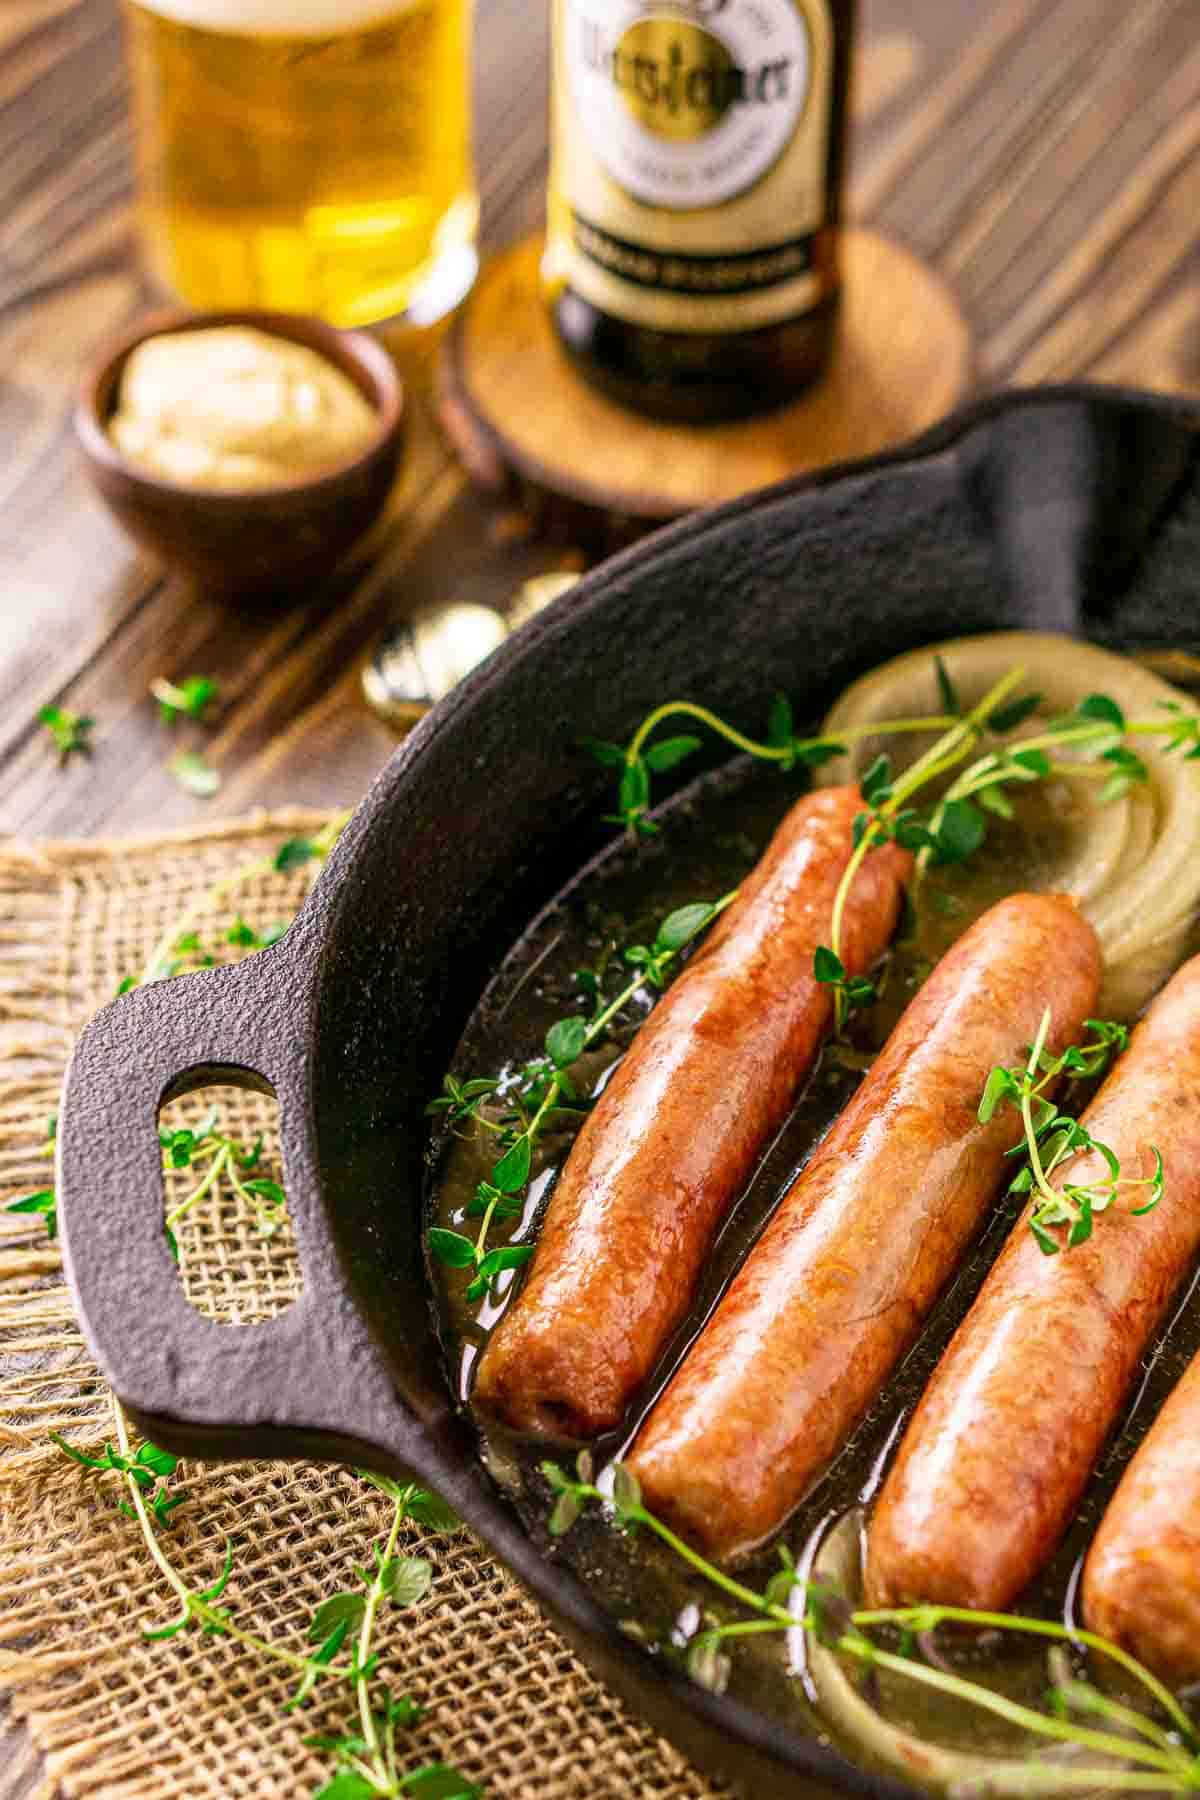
[427,756,1200,1771]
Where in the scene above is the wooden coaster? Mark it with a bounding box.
[437,229,973,531]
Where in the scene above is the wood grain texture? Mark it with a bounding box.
[0,0,1194,843]
[0,0,1196,1789]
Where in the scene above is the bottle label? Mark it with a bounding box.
[549,0,835,333]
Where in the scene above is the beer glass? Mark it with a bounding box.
[122,0,478,328]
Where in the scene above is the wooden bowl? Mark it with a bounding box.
[74,306,405,599]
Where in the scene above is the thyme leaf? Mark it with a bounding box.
[644,734,703,772]
[168,749,221,797]
[5,1189,57,1238]
[986,691,1042,733]
[934,655,961,719]
[151,675,218,725]
[38,704,94,763]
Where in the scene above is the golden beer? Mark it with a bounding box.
[123,0,478,327]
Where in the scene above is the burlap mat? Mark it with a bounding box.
[0,814,722,1800]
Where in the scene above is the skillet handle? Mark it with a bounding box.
[57,950,409,1471]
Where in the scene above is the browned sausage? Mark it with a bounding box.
[627,893,1102,1564]
[1083,1345,1200,1681]
[866,953,1200,1615]
[472,786,911,1438]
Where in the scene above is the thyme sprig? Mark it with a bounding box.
[9,814,474,1795]
[160,1110,285,1252]
[7,820,351,1248]
[168,748,221,797]
[979,1011,1163,1255]
[427,894,738,1299]
[593,674,1200,843]
[7,1108,281,1254]
[38,703,94,763]
[152,674,218,725]
[429,664,1194,1304]
[52,1401,474,1799]
[8,820,352,1252]
[6,819,348,1247]
[812,667,1033,1024]
[139,811,349,985]
[585,697,957,839]
[591,670,1200,1031]
[544,1457,1200,1791]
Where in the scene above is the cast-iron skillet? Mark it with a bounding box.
[59,385,1200,1799]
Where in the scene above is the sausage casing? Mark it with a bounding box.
[627,893,1102,1563]
[472,785,911,1438]
[1083,1337,1200,1681]
[866,953,1200,1614]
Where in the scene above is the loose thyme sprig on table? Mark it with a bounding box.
[50,1397,475,1800]
[8,815,484,1792]
[427,893,738,1297]
[6,814,351,1247]
[543,1456,1200,1795]
[38,703,95,763]
[36,672,222,775]
[138,812,349,984]
[978,1011,1163,1255]
[151,674,219,725]
[159,1108,287,1257]
[7,1109,280,1251]
[168,748,222,797]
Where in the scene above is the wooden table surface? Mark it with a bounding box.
[0,0,1197,1791]
[1,0,1197,844]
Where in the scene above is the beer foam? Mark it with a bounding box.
[129,0,424,33]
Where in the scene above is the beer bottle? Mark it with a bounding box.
[543,0,855,423]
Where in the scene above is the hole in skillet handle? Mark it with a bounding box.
[157,1071,298,1328]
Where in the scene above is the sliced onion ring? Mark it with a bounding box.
[806,1513,1135,1798]
[817,632,1200,1017]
